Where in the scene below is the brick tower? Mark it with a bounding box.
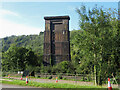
[43,16,70,65]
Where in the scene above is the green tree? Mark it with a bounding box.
[75,5,119,85]
[2,45,37,72]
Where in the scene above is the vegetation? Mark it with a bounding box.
[1,79,107,89]
[1,5,120,86]
[1,33,44,73]
[2,46,37,72]
[74,5,120,85]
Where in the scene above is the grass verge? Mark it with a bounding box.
[1,78,107,89]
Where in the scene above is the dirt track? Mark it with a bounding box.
[4,77,94,86]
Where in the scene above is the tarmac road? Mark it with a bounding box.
[1,84,64,90]
[1,84,35,88]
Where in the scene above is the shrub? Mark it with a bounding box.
[37,76,41,78]
[2,72,7,77]
[48,76,52,79]
[58,75,63,79]
[87,76,91,81]
[81,76,85,81]
[63,77,67,80]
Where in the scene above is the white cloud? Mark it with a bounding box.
[0,9,44,38]
[0,18,44,38]
[0,9,20,17]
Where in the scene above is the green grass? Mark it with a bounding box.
[1,78,106,89]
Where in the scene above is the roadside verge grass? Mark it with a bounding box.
[1,78,119,89]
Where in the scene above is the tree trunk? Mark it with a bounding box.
[94,65,97,86]
[94,53,97,86]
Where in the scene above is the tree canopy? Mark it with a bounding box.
[2,45,37,72]
[71,5,119,85]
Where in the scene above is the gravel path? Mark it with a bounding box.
[3,77,94,86]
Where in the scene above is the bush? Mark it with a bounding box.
[48,76,52,79]
[87,76,91,81]
[58,75,63,79]
[37,76,41,78]
[81,76,85,81]
[2,72,7,77]
[63,77,67,80]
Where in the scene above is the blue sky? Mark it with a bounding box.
[0,2,118,38]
